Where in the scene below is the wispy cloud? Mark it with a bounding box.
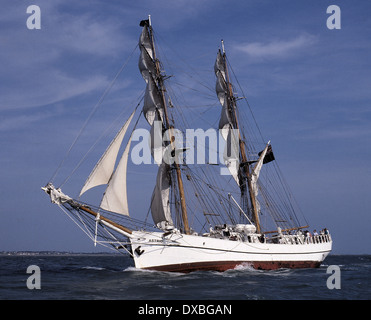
[0,113,51,132]
[234,34,317,59]
[1,70,111,110]
[0,1,135,113]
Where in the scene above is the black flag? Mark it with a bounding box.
[258,145,275,164]
[140,19,150,27]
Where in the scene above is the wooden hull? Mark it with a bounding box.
[130,231,332,273]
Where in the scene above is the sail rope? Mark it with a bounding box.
[225,55,308,230]
[58,203,133,255]
[147,39,247,230]
[49,44,139,186]
[225,54,265,145]
[59,94,144,191]
[163,47,308,232]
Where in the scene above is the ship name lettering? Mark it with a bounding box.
[148,239,162,243]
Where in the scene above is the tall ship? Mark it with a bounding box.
[42,17,332,272]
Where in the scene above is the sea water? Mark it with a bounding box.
[1,253,370,300]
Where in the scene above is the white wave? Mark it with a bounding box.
[82,266,105,271]
[233,262,256,271]
[122,266,184,276]
[122,266,165,274]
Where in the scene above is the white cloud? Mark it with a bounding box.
[234,34,317,59]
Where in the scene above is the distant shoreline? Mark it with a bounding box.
[0,251,121,256]
[1,251,369,256]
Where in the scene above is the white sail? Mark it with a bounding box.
[214,50,226,84]
[222,128,240,185]
[139,25,154,60]
[251,142,270,213]
[79,110,135,196]
[100,134,134,216]
[143,76,164,126]
[215,50,239,185]
[139,26,164,126]
[149,116,165,165]
[215,50,231,138]
[138,26,156,83]
[151,162,173,228]
[139,24,167,166]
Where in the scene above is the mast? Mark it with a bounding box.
[146,18,190,234]
[220,41,261,233]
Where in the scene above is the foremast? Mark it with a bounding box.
[215,41,262,233]
[139,17,190,234]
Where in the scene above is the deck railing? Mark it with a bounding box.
[263,233,332,245]
[277,233,332,245]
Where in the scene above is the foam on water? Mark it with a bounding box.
[81,266,106,271]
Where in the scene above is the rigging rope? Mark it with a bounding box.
[49,44,139,186]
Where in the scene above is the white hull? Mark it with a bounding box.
[130,230,332,272]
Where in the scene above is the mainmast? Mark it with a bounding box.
[141,17,190,234]
[218,41,261,233]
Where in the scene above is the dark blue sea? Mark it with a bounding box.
[1,253,370,304]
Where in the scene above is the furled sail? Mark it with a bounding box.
[139,24,166,164]
[79,110,136,196]
[143,76,164,126]
[151,162,174,228]
[138,24,155,83]
[150,116,165,165]
[139,26,164,126]
[215,50,239,185]
[214,50,231,137]
[250,142,270,213]
[222,129,240,185]
[138,23,178,230]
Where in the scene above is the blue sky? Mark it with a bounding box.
[1,0,371,254]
